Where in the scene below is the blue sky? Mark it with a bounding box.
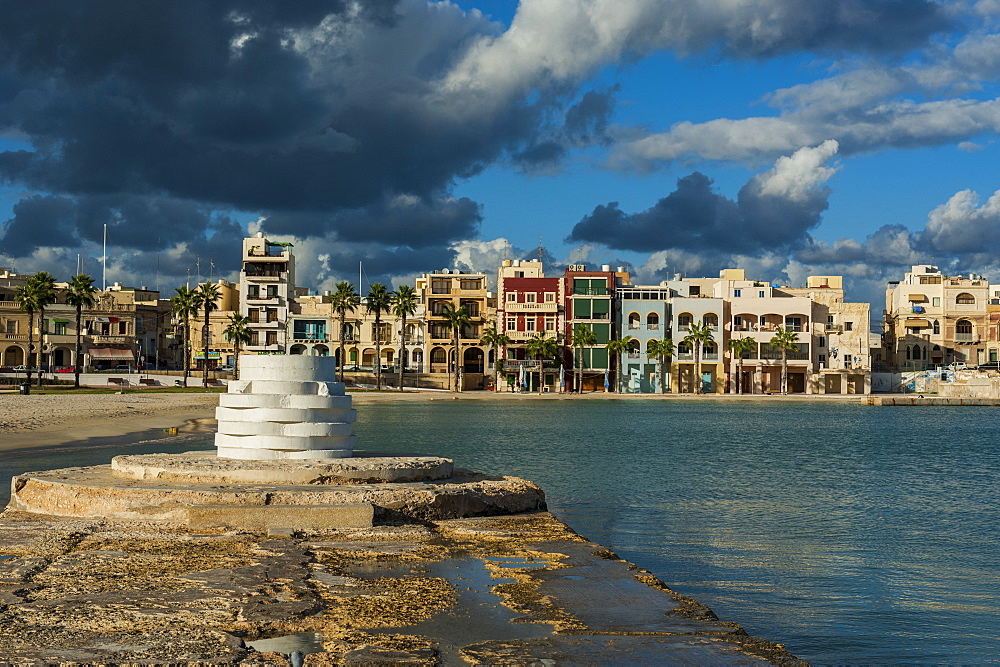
[2,1,1000,307]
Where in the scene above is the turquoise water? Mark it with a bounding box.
[2,400,998,663]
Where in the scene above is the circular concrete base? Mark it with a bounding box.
[111,450,454,485]
[8,452,547,530]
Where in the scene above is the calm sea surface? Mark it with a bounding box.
[2,400,997,664]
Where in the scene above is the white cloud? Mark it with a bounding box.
[755,140,839,200]
[924,188,1000,253]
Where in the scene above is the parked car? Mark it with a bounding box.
[216,364,234,373]
[55,367,75,373]
[0,366,12,373]
[946,362,969,371]
[975,361,1000,371]
[341,364,359,372]
[13,365,35,372]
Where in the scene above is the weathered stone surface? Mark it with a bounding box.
[0,510,802,665]
[186,503,374,531]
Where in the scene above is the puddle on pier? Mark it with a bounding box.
[246,632,324,655]
[345,556,553,664]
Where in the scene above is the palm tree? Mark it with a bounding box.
[442,302,470,392]
[195,282,222,388]
[728,336,757,394]
[569,323,596,393]
[170,286,198,387]
[17,272,57,386]
[223,313,253,380]
[65,274,97,389]
[366,283,392,390]
[605,335,633,393]
[683,321,715,393]
[479,324,510,391]
[525,333,559,394]
[770,327,799,394]
[391,284,418,392]
[646,338,675,394]
[330,281,360,383]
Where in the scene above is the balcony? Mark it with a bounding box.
[507,302,558,313]
[506,330,545,341]
[44,334,78,344]
[825,324,842,332]
[246,295,281,305]
[2,333,28,342]
[954,332,978,342]
[291,335,329,344]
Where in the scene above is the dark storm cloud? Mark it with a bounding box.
[568,169,828,254]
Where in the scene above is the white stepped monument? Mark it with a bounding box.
[215,355,356,460]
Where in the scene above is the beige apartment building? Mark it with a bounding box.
[186,279,240,370]
[417,270,493,388]
[885,265,992,369]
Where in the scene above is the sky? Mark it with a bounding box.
[2,0,1000,311]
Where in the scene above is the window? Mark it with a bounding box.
[119,321,127,334]
[818,336,826,348]
[933,320,940,335]
[431,348,447,363]
[844,322,853,331]
[733,289,741,297]
[525,318,536,332]
[248,309,260,323]
[248,285,260,298]
[342,323,355,340]
[249,331,259,346]
[956,319,973,334]
[506,293,517,302]
[544,292,555,303]
[759,290,765,298]
[5,320,15,334]
[525,292,536,303]
[628,312,640,329]
[689,286,701,296]
[646,312,659,329]
[678,313,693,327]
[54,321,67,335]
[956,292,976,305]
[507,317,517,331]
[265,331,277,345]
[431,280,451,294]
[431,300,448,315]
[266,308,278,323]
[460,279,481,291]
[827,315,834,324]
[932,297,941,307]
[266,285,278,298]
[463,301,480,317]
[703,313,718,329]
[819,354,826,365]
[544,317,555,331]
[734,316,743,327]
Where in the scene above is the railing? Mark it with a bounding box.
[507,302,558,312]
[825,324,842,332]
[1,333,28,341]
[503,359,541,370]
[91,335,130,344]
[291,335,328,343]
[954,332,978,341]
[647,324,659,330]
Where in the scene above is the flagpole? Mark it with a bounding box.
[102,223,107,290]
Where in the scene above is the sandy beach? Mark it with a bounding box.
[0,393,221,452]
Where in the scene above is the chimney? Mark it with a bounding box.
[601,264,611,272]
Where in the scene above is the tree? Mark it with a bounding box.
[605,335,633,393]
[17,272,57,386]
[728,336,757,394]
[646,338,675,394]
[170,286,199,387]
[223,313,253,380]
[366,283,392,390]
[65,274,98,389]
[525,333,560,394]
[391,284,418,392]
[569,323,596,393]
[442,302,470,392]
[770,327,799,394]
[194,282,222,389]
[683,321,715,393]
[479,324,510,391]
[330,281,360,383]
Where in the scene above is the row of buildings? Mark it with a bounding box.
[2,233,998,393]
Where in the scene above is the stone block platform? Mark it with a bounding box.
[9,451,546,530]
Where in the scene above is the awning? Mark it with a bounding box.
[88,347,135,360]
[907,294,927,302]
[192,352,221,360]
[53,319,69,323]
[905,318,930,327]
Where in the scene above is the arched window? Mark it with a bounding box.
[956,293,975,305]
[933,320,940,335]
[703,313,718,328]
[628,312,640,329]
[678,312,693,327]
[703,342,718,356]
[646,312,659,329]
[678,341,691,354]
[431,347,446,363]
[906,346,911,360]
[956,319,973,334]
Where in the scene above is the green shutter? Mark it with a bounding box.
[573,299,592,318]
[592,323,611,343]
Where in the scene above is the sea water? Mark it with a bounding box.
[1,400,997,663]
